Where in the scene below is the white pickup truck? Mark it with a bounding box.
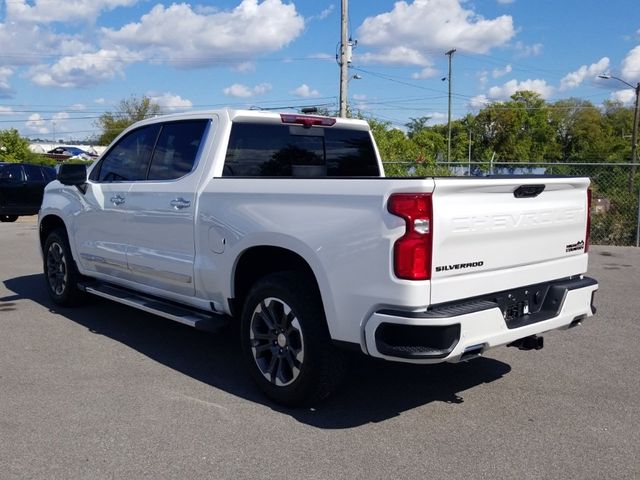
[39,109,598,406]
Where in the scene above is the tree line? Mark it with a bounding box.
[372,90,636,169]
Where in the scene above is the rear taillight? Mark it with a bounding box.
[388,193,433,280]
[585,188,592,252]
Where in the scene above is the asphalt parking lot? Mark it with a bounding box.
[1,217,638,479]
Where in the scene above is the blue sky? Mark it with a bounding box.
[0,0,639,142]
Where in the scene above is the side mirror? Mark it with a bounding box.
[57,163,87,186]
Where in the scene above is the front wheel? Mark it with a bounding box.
[0,215,18,222]
[43,228,85,306]
[240,272,347,407]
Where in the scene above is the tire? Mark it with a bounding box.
[43,228,85,306]
[0,215,18,222]
[240,271,347,407]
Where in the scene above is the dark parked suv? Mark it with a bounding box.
[0,163,56,222]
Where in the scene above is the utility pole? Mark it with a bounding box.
[338,0,349,118]
[445,48,456,164]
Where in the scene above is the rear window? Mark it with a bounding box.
[223,123,379,177]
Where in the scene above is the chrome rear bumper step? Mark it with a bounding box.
[80,282,229,332]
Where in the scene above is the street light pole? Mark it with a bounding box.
[599,74,640,193]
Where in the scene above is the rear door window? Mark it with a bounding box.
[147,120,208,181]
[223,123,379,177]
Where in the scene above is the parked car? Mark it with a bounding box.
[47,146,97,162]
[0,163,56,222]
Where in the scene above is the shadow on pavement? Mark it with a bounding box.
[3,274,512,429]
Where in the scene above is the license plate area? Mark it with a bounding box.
[494,285,552,328]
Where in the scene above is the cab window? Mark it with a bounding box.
[91,125,160,182]
[147,120,208,181]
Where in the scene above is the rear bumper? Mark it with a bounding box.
[363,276,598,364]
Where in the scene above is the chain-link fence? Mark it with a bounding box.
[382,160,640,247]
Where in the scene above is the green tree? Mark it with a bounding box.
[411,129,446,162]
[0,128,39,163]
[602,100,634,162]
[549,98,614,162]
[405,116,431,139]
[474,90,556,162]
[96,96,162,145]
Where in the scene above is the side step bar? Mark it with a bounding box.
[80,282,229,332]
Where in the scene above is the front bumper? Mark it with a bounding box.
[363,276,598,364]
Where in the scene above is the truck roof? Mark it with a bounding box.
[127,108,371,131]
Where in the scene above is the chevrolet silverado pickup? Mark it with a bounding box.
[38,109,598,406]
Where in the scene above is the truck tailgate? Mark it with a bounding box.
[430,177,590,304]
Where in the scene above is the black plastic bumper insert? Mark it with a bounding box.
[375,323,460,359]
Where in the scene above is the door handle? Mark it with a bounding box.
[170,198,191,210]
[110,195,125,206]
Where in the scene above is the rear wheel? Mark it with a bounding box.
[43,228,85,306]
[0,215,18,222]
[240,272,347,407]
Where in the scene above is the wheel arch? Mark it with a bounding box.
[39,214,67,249]
[231,245,326,320]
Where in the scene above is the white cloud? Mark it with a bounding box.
[102,1,304,68]
[310,5,335,21]
[492,64,512,78]
[477,70,489,88]
[352,94,367,101]
[252,83,272,95]
[149,92,193,111]
[51,112,70,134]
[497,0,515,4]
[514,41,543,57]
[0,67,14,97]
[469,94,490,109]
[71,104,86,111]
[412,66,438,79]
[610,89,636,106]
[26,113,48,134]
[357,0,515,60]
[52,112,69,121]
[291,84,321,98]
[487,79,554,100]
[425,112,447,124]
[559,57,610,90]
[223,83,272,98]
[28,49,136,88]
[0,106,14,115]
[358,46,431,67]
[194,5,220,15]
[6,0,137,24]
[621,45,640,83]
[232,62,256,73]
[0,22,94,61]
